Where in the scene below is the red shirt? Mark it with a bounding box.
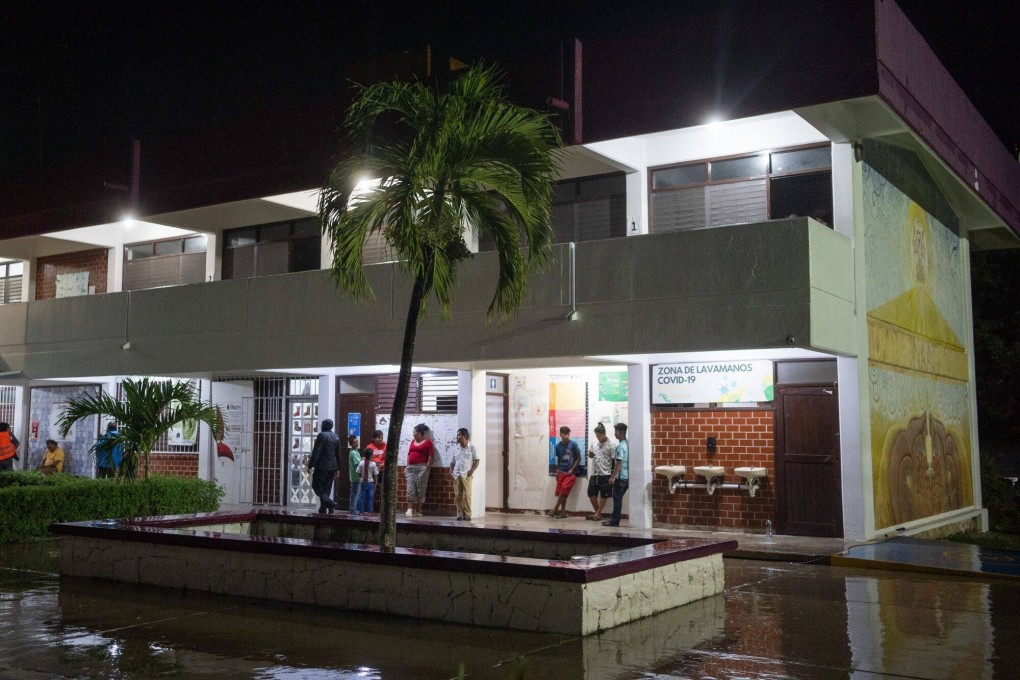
[407,438,435,466]
[368,443,386,470]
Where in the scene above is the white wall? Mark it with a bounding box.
[506,366,630,514]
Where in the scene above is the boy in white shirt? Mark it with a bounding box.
[450,428,480,521]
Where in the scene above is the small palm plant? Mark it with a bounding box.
[57,378,225,480]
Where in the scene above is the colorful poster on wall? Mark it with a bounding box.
[598,371,628,402]
[548,376,587,476]
[651,360,774,404]
[863,162,973,530]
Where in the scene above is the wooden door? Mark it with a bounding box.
[775,385,842,537]
[335,394,376,511]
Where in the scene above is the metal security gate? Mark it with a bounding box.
[221,375,319,507]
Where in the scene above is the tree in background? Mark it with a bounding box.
[58,378,225,480]
[319,63,560,548]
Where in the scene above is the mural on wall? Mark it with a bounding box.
[547,376,588,476]
[864,164,973,529]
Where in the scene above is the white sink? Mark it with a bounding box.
[734,467,767,480]
[693,465,725,479]
[654,465,686,479]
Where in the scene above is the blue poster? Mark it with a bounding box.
[347,412,362,439]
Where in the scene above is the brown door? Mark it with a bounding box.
[336,394,376,511]
[775,385,842,537]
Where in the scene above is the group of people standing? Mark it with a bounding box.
[306,420,479,521]
[551,422,629,526]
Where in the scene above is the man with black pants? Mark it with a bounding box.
[603,423,630,527]
[307,419,341,513]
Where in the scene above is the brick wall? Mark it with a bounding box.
[147,453,199,478]
[651,408,776,530]
[34,248,109,300]
[385,464,457,516]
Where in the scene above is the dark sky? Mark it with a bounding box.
[1,0,1017,179]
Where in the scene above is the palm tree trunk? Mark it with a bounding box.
[378,273,428,549]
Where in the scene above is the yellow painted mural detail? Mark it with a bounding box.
[866,193,973,530]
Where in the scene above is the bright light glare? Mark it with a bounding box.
[704,115,724,128]
[354,177,381,191]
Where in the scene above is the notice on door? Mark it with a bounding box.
[347,412,362,439]
[652,360,774,404]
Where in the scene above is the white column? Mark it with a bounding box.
[626,363,653,529]
[197,379,213,481]
[22,258,37,301]
[831,142,856,240]
[467,370,487,518]
[107,246,124,293]
[319,374,336,432]
[837,357,866,541]
[625,169,648,235]
[13,385,30,470]
[204,233,220,281]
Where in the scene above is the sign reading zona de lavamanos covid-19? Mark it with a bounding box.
[651,361,774,405]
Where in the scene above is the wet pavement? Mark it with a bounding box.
[3,537,1019,679]
[835,536,1020,580]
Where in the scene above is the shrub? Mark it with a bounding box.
[0,472,223,543]
[980,452,1020,534]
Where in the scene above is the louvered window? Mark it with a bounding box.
[375,371,458,414]
[479,172,627,251]
[123,237,207,291]
[222,218,321,280]
[650,145,832,233]
[0,262,23,304]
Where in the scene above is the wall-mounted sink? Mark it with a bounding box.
[734,467,767,480]
[693,466,725,479]
[654,465,687,479]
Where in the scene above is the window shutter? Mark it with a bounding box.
[707,179,767,226]
[651,186,707,232]
[363,230,397,265]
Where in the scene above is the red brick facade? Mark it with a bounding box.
[651,408,776,531]
[147,453,200,478]
[34,248,109,300]
[391,464,458,516]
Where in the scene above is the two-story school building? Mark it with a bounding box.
[1,0,1016,540]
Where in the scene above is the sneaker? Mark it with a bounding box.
[405,508,414,517]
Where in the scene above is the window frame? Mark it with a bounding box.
[648,143,832,231]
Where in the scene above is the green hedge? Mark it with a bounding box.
[0,471,224,543]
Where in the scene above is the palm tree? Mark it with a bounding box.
[57,378,225,480]
[319,63,561,548]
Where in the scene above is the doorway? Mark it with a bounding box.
[484,374,509,512]
[336,393,376,511]
[775,384,843,537]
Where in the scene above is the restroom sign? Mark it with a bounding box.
[652,360,774,404]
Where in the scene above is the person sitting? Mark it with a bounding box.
[39,439,65,475]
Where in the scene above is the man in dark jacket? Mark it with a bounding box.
[307,419,340,513]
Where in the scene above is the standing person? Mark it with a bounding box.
[95,422,120,479]
[366,430,386,512]
[604,423,630,527]
[450,428,480,521]
[405,423,435,518]
[355,448,379,515]
[307,419,340,514]
[585,423,616,521]
[549,426,580,519]
[347,435,363,514]
[39,439,65,474]
[0,422,19,472]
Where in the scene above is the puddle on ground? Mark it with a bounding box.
[2,538,1019,679]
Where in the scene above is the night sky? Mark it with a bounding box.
[1,0,1017,179]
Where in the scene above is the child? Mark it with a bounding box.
[355,448,379,515]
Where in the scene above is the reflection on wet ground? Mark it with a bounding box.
[2,538,1019,679]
